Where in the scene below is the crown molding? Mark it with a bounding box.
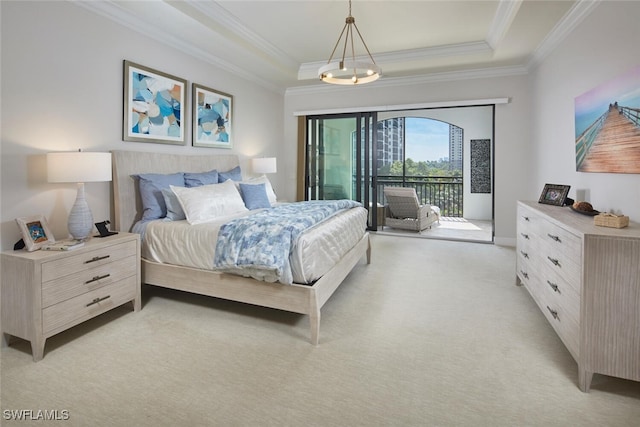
[71,0,285,94]
[527,0,601,69]
[486,0,523,49]
[298,41,492,80]
[184,0,299,71]
[287,65,528,97]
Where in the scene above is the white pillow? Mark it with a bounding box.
[170,180,247,225]
[239,175,277,204]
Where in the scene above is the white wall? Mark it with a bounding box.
[0,1,285,250]
[285,76,531,244]
[529,1,640,220]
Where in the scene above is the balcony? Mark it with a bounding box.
[376,175,463,217]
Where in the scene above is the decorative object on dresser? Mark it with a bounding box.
[192,83,232,148]
[15,214,55,252]
[123,60,187,145]
[594,212,629,228]
[47,151,113,241]
[1,233,141,361]
[516,201,640,392]
[538,183,571,206]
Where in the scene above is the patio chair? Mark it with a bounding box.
[383,187,440,232]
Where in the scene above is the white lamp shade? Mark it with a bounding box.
[252,157,277,174]
[47,152,112,183]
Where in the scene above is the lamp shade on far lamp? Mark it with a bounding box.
[251,157,277,174]
[47,152,112,240]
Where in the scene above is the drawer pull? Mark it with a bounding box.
[86,295,111,307]
[520,250,529,259]
[547,280,560,293]
[520,270,529,279]
[85,274,111,284]
[547,256,561,267]
[522,216,530,222]
[520,233,529,240]
[547,233,561,243]
[546,306,559,320]
[85,255,110,264]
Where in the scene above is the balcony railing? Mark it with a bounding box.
[376,175,463,217]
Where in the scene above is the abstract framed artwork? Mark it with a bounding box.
[538,184,570,206]
[575,64,640,173]
[123,60,187,145]
[193,83,232,148]
[16,215,55,251]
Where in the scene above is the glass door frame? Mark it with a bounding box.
[304,112,378,230]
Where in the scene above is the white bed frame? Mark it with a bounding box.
[111,150,371,344]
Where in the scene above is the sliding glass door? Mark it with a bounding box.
[305,113,378,229]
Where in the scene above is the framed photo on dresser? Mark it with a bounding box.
[16,214,55,251]
[538,184,570,206]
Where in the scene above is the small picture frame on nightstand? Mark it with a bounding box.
[16,215,55,252]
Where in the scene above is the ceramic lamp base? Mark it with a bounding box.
[68,183,94,241]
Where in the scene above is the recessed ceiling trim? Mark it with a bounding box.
[298,41,493,80]
[185,0,299,71]
[289,65,528,96]
[72,0,284,94]
[486,0,523,50]
[527,0,601,69]
[293,98,510,116]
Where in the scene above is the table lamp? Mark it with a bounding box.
[47,151,112,241]
[251,157,277,174]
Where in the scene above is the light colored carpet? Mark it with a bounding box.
[2,234,639,426]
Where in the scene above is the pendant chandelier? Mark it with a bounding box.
[318,0,381,85]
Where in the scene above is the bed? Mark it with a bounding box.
[111,150,371,344]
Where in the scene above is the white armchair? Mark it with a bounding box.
[383,187,440,232]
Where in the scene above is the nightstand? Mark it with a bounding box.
[1,232,141,361]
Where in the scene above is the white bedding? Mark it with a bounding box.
[141,206,368,284]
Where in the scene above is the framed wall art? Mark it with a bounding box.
[123,60,187,145]
[193,83,232,148]
[575,64,640,173]
[16,215,55,251]
[538,184,571,206]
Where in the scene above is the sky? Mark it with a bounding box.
[404,117,450,161]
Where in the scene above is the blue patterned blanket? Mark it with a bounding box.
[213,200,362,284]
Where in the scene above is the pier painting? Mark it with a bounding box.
[575,65,640,173]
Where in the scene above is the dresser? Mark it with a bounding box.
[516,201,640,391]
[1,233,141,361]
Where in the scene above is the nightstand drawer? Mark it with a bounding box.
[41,240,137,283]
[42,276,138,336]
[42,255,137,308]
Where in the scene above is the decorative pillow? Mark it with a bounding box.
[137,173,185,221]
[218,165,242,183]
[240,175,277,204]
[239,183,271,210]
[184,169,218,187]
[161,188,186,221]
[170,180,247,225]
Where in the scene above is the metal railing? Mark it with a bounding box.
[376,175,463,217]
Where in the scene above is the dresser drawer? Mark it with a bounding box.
[41,240,137,283]
[41,255,138,308]
[42,276,137,336]
[534,278,580,358]
[537,238,581,292]
[539,261,580,325]
[537,220,581,265]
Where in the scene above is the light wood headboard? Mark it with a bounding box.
[111,150,240,232]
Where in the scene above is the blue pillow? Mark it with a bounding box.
[137,173,185,221]
[218,165,242,182]
[161,188,186,221]
[184,169,218,187]
[239,183,271,210]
